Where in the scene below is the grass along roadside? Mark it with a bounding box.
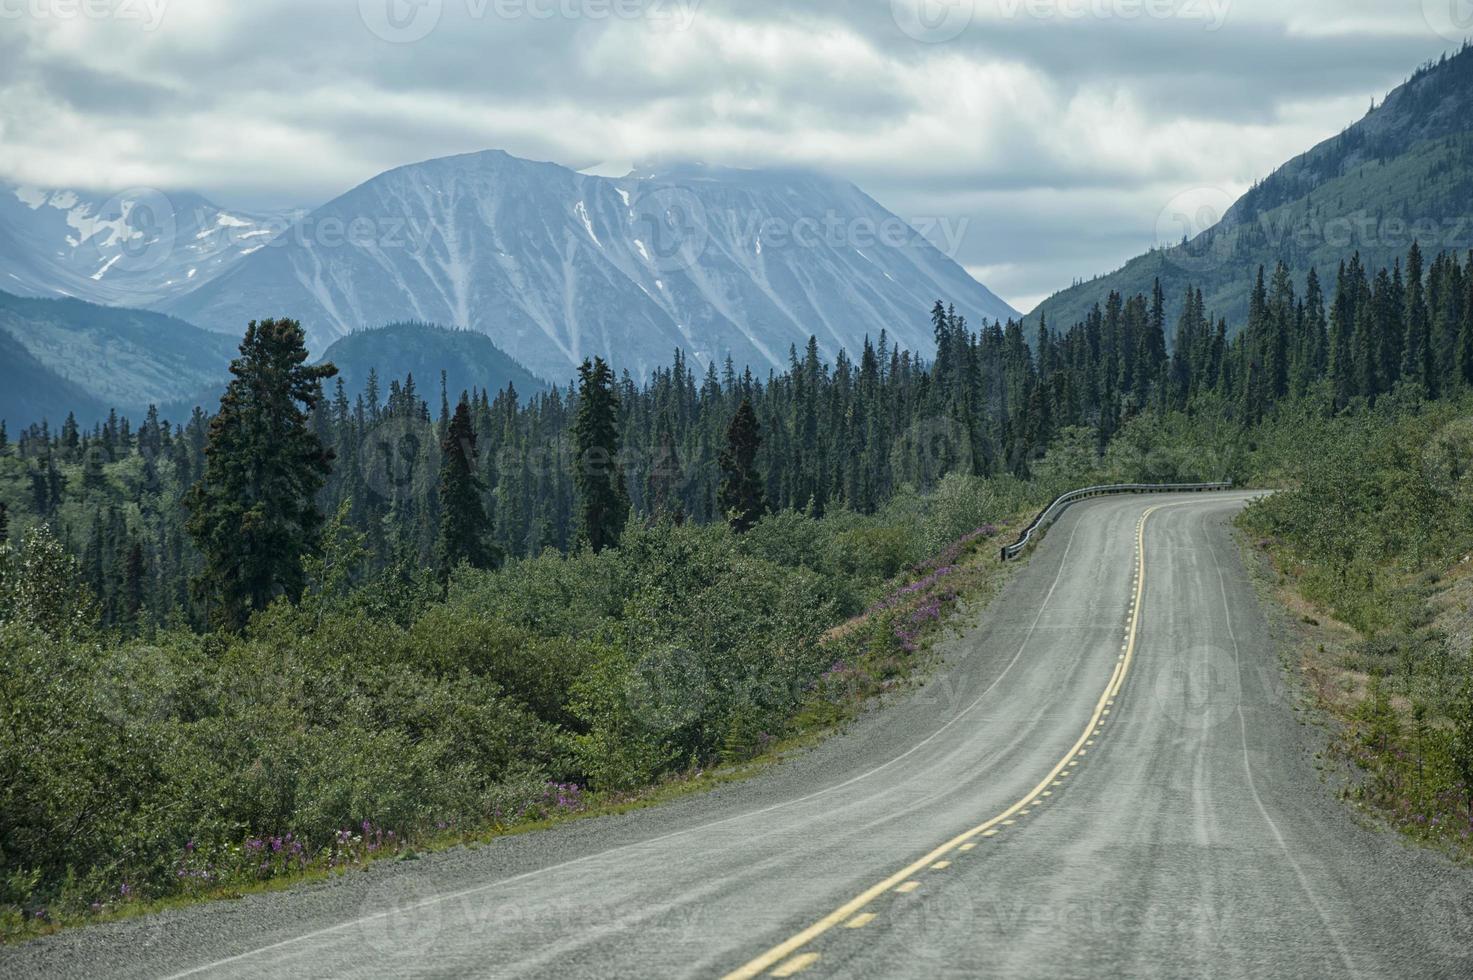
[1239,518,1473,861]
[1,511,1028,944]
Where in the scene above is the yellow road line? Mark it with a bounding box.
[770,952,820,976]
[844,913,877,929]
[720,504,1162,980]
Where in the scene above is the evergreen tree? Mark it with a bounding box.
[1402,241,1432,392]
[573,357,628,553]
[122,540,145,626]
[718,397,765,533]
[185,319,338,629]
[437,396,495,575]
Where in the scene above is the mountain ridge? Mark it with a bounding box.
[158,149,1017,380]
[1030,42,1473,332]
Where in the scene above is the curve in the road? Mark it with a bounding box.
[725,501,1165,979]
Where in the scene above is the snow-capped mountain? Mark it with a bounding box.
[0,184,298,307]
[160,151,1017,382]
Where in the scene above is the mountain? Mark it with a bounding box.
[0,325,109,428]
[160,150,1018,381]
[319,322,548,403]
[0,183,298,308]
[0,289,238,424]
[1031,43,1473,331]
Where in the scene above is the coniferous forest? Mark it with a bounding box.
[4,244,1473,929]
[4,244,1471,633]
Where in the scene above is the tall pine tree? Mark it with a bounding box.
[718,397,765,533]
[437,396,496,575]
[573,357,628,553]
[186,319,337,629]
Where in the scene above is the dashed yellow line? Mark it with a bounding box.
[769,952,819,976]
[843,913,876,929]
[725,504,1163,980]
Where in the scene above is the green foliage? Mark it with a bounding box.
[0,499,1013,927]
[718,398,765,532]
[186,320,338,629]
[572,357,628,553]
[1241,395,1473,849]
[0,524,98,641]
[437,398,496,575]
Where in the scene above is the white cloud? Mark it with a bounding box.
[0,0,1460,313]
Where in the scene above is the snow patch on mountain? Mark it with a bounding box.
[162,150,1018,381]
[0,183,301,308]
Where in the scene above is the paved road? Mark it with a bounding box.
[6,492,1470,978]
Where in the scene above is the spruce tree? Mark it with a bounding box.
[573,357,628,553]
[718,397,765,533]
[186,318,338,629]
[437,396,495,575]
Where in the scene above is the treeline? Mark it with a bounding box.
[2,244,1472,630]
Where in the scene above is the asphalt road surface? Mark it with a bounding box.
[7,491,1471,979]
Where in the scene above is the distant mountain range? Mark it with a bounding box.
[158,152,1016,381]
[1,152,1017,385]
[0,290,547,427]
[0,290,236,426]
[0,184,298,307]
[1031,43,1473,331]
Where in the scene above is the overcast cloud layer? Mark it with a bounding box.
[0,0,1464,312]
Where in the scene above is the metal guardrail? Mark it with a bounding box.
[999,482,1235,561]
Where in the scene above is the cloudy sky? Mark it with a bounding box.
[0,0,1464,312]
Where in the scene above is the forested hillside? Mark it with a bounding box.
[4,240,1473,630]
[1031,43,1473,333]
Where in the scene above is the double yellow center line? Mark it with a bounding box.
[722,505,1161,979]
